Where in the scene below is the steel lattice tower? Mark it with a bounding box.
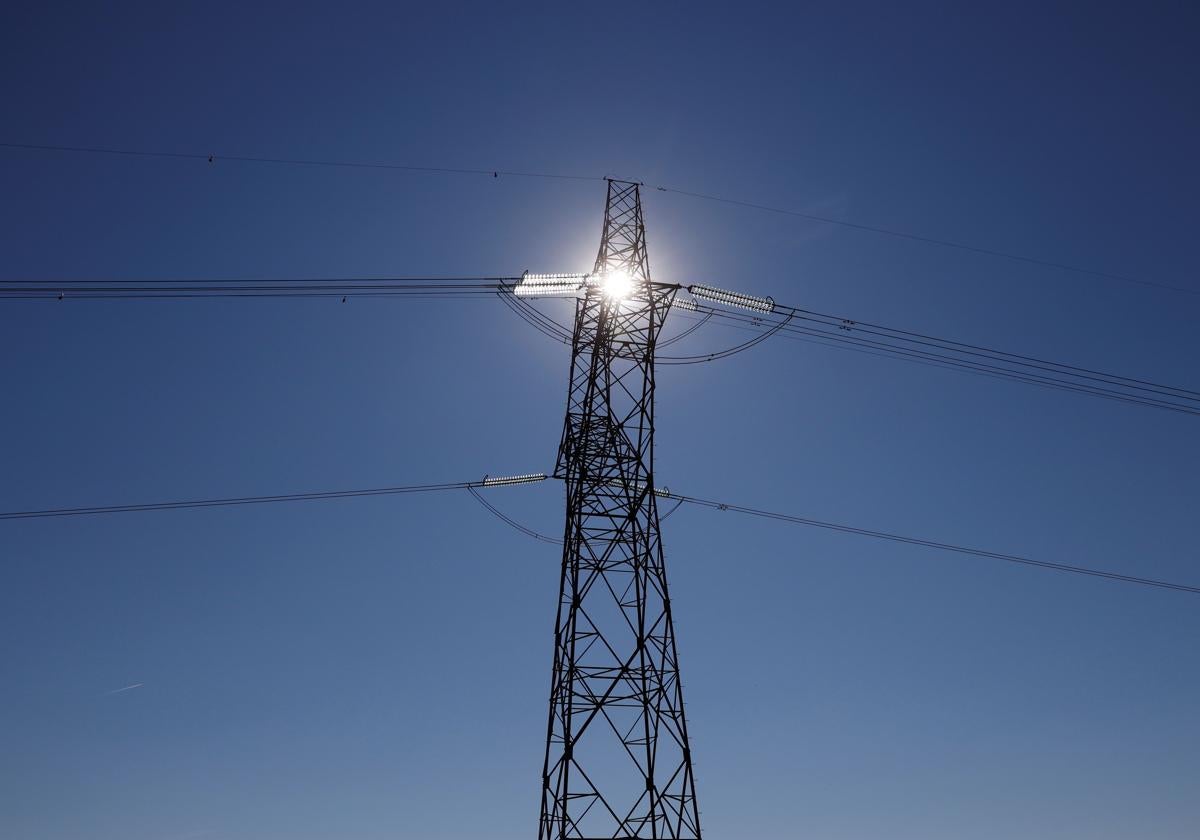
[539,180,702,839]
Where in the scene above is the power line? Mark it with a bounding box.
[682,298,1200,417]
[658,310,795,365]
[787,301,1200,401]
[658,311,713,348]
[480,283,1200,415]
[670,307,1106,385]
[7,269,1195,415]
[0,142,599,182]
[3,278,520,289]
[0,278,521,300]
[468,485,562,544]
[484,291,1197,410]
[5,473,1195,597]
[0,474,546,520]
[495,287,574,344]
[663,491,1200,596]
[498,290,801,364]
[654,186,1197,297]
[4,141,1189,298]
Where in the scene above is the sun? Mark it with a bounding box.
[600,268,634,302]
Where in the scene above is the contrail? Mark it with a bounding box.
[105,683,144,695]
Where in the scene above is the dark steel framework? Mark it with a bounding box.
[539,180,702,839]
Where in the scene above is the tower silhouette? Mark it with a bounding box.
[539,180,702,839]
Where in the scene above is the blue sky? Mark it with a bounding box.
[2,2,1198,838]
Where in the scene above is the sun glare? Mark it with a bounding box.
[600,269,634,301]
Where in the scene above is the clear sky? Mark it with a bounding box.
[2,2,1198,838]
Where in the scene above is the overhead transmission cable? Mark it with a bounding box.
[782,300,1199,401]
[676,285,1200,416]
[0,277,520,300]
[693,303,1200,415]
[0,142,599,182]
[657,310,795,364]
[495,282,574,344]
[653,186,1196,297]
[3,141,1189,297]
[3,474,1194,596]
[497,276,791,362]
[673,304,1195,402]
[657,310,713,348]
[0,473,547,520]
[661,490,1200,596]
[494,281,1200,415]
[468,485,562,544]
[6,270,1196,415]
[495,277,1200,414]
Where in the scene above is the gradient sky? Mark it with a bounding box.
[2,3,1198,839]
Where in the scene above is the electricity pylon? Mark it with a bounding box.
[539,180,702,839]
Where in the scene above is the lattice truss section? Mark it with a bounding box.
[540,181,702,840]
